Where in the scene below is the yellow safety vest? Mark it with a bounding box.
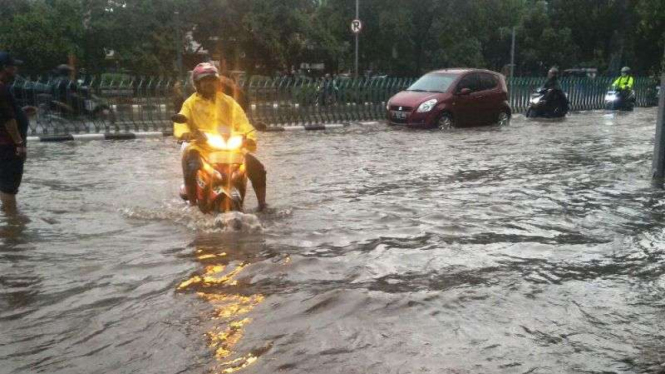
[613,76,634,90]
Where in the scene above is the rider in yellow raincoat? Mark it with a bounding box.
[174,63,267,211]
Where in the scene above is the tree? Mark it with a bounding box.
[0,0,663,77]
[636,0,665,73]
[514,0,580,75]
[191,0,333,75]
[99,0,185,76]
[0,0,86,75]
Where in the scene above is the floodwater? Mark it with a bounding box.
[2,109,665,374]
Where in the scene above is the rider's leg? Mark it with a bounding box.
[244,153,267,211]
[182,150,201,206]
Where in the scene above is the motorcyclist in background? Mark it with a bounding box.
[52,64,83,114]
[541,67,567,112]
[543,67,562,92]
[174,62,268,212]
[612,66,635,100]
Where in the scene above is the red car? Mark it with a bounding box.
[386,69,511,128]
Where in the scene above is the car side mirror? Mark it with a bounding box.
[458,88,472,96]
[171,113,188,123]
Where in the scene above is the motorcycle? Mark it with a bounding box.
[315,79,339,106]
[646,85,658,107]
[605,88,635,111]
[526,87,569,118]
[50,84,116,121]
[173,114,249,213]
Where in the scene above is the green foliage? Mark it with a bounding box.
[636,0,665,72]
[0,0,663,77]
[0,0,85,74]
[516,0,580,74]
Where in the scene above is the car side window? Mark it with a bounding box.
[457,74,480,93]
[479,74,498,91]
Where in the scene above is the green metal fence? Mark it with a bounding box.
[243,76,416,127]
[9,75,658,136]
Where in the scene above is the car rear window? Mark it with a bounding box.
[407,74,457,93]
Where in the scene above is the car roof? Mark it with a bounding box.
[427,68,500,76]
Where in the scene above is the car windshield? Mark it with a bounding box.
[407,73,457,93]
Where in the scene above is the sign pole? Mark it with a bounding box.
[355,0,359,78]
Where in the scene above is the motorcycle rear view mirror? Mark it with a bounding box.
[171,113,188,123]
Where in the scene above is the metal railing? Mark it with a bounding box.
[9,75,659,136]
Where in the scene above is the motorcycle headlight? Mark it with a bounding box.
[530,96,541,104]
[206,134,244,150]
[226,135,244,150]
[416,99,437,113]
[605,94,617,102]
[206,134,226,149]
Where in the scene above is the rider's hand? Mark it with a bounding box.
[194,131,207,143]
[244,138,257,152]
[180,132,205,142]
[179,132,193,142]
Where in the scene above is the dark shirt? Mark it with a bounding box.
[543,77,561,91]
[54,77,78,100]
[0,82,29,146]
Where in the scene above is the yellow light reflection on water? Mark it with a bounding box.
[180,250,265,373]
[207,317,251,358]
[177,275,203,290]
[220,354,258,373]
[198,294,265,320]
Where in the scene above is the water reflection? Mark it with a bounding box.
[0,213,42,324]
[0,212,29,243]
[177,235,268,373]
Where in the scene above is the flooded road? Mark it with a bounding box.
[2,109,665,373]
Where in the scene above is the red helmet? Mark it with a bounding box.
[192,62,219,83]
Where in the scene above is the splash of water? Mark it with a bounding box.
[122,200,263,233]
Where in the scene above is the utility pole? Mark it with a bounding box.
[651,42,665,187]
[355,0,359,78]
[175,9,184,87]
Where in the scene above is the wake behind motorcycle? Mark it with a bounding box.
[526,87,569,118]
[605,89,635,111]
[173,114,249,214]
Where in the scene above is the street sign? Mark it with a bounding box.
[351,19,362,34]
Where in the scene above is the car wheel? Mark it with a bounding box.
[437,113,454,130]
[497,111,510,126]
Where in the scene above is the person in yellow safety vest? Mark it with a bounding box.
[613,66,634,91]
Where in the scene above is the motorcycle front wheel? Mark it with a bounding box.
[215,195,243,213]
